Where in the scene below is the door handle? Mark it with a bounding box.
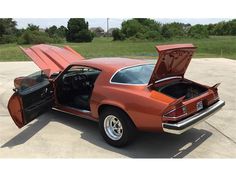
[41,88,48,97]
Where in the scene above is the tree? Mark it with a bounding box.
[119,18,162,40]
[18,30,52,44]
[112,28,125,40]
[227,19,236,35]
[135,18,161,32]
[18,24,64,44]
[188,24,209,38]
[27,24,39,31]
[45,25,67,38]
[145,30,162,40]
[17,30,63,44]
[121,19,146,38]
[0,23,5,37]
[66,18,94,42]
[0,18,17,35]
[45,25,58,37]
[207,23,217,35]
[161,24,172,38]
[57,25,67,38]
[161,22,186,38]
[0,18,17,43]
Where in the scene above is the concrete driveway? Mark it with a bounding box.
[0,58,235,158]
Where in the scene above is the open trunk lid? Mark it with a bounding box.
[149,44,196,85]
[20,44,84,77]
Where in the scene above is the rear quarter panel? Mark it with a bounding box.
[90,71,175,132]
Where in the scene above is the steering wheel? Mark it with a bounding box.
[71,74,88,90]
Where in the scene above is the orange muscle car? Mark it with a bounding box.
[7,44,225,147]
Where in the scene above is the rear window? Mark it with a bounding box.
[111,64,155,84]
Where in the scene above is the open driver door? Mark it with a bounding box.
[8,44,84,128]
[8,72,54,128]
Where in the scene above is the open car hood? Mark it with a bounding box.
[20,44,84,77]
[149,44,196,85]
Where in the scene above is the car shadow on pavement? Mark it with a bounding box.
[1,110,212,158]
[1,117,50,148]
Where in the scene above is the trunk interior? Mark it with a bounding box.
[155,79,208,100]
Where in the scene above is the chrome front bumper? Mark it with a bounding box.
[162,100,225,134]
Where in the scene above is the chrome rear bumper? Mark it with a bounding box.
[162,100,225,134]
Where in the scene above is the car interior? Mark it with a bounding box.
[56,66,101,111]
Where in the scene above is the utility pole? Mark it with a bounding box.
[106,18,109,36]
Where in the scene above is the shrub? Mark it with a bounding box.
[145,30,162,40]
[112,29,125,41]
[188,24,209,38]
[51,36,65,43]
[135,18,161,32]
[161,25,172,38]
[161,23,185,38]
[114,18,162,41]
[0,34,17,44]
[17,30,55,44]
[74,29,94,42]
[121,19,146,38]
[45,25,58,37]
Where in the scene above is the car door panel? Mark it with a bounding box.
[8,80,54,128]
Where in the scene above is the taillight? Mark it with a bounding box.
[163,106,187,120]
[208,94,219,105]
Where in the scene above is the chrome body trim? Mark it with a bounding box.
[162,100,225,134]
[154,76,182,84]
[147,76,182,88]
[52,107,98,122]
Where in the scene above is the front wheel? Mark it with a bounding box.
[99,108,137,147]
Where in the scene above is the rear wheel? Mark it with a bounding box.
[99,107,137,147]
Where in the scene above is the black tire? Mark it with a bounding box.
[99,107,137,147]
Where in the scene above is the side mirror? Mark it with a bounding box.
[14,76,37,91]
[14,77,26,90]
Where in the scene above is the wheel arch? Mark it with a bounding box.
[98,104,137,128]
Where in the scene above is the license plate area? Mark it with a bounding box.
[196,101,203,111]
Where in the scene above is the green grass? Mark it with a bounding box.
[1,36,236,61]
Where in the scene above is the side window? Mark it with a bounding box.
[65,65,101,78]
[61,65,101,86]
[15,71,49,92]
[111,64,155,84]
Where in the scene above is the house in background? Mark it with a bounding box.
[90,27,105,37]
[39,28,45,32]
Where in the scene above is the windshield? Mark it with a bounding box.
[111,64,155,84]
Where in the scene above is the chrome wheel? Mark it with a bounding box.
[104,115,123,141]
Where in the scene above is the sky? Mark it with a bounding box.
[14,18,230,31]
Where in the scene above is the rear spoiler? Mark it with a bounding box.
[210,83,221,90]
[169,96,185,107]
[163,96,185,114]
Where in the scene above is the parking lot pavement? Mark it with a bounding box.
[0,59,235,158]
